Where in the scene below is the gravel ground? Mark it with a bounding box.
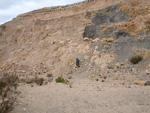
[11,78,150,113]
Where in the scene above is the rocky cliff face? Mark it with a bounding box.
[0,0,150,80]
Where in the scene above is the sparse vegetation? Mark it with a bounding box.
[47,73,53,78]
[55,76,69,84]
[35,78,45,86]
[130,55,143,64]
[56,76,65,83]
[103,76,107,79]
[25,77,35,84]
[0,73,19,113]
[22,76,45,86]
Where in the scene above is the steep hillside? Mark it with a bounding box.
[0,0,150,81]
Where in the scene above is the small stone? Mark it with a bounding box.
[23,108,27,111]
[131,68,137,73]
[68,76,72,79]
[144,81,150,86]
[120,63,124,66]
[107,65,113,69]
[69,84,72,88]
[95,46,98,49]
[135,80,144,85]
[128,86,131,88]
[116,63,121,69]
[145,70,150,74]
[113,75,119,80]
[84,55,89,60]
[106,37,114,42]
[146,64,150,68]
[91,38,100,43]
[59,41,65,45]
[67,39,70,41]
[83,37,91,41]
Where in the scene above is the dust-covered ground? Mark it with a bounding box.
[11,77,150,113]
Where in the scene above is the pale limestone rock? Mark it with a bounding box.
[145,70,150,74]
[106,37,114,42]
[84,55,89,60]
[92,38,100,43]
[59,41,65,45]
[146,64,150,68]
[95,46,98,49]
[101,38,107,42]
[116,63,121,69]
[135,80,144,85]
[93,50,99,55]
[83,37,91,41]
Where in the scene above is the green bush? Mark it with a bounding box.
[55,77,65,83]
[130,55,143,64]
[55,77,69,84]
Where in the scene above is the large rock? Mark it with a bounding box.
[92,14,112,26]
[83,26,97,38]
[83,4,131,39]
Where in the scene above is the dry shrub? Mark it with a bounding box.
[35,78,44,86]
[0,73,19,113]
[130,55,143,64]
[47,73,53,78]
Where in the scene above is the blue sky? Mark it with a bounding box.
[0,0,84,25]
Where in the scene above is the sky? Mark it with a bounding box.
[0,0,85,25]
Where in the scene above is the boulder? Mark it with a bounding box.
[83,26,97,39]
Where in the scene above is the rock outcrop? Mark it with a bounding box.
[0,0,150,80]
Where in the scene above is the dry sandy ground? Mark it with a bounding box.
[11,78,150,113]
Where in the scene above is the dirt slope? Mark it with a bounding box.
[1,0,150,113]
[0,0,150,78]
